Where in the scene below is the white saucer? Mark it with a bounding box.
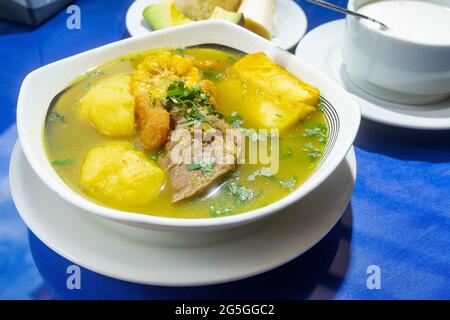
[126,0,308,50]
[10,142,356,286]
[296,19,450,130]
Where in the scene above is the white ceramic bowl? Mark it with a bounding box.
[342,0,450,105]
[17,21,360,232]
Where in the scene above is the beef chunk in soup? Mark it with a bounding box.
[157,80,241,202]
[158,114,242,203]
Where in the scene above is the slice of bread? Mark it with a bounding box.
[174,0,241,20]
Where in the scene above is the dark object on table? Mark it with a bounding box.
[0,0,74,26]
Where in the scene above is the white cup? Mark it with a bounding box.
[342,0,450,105]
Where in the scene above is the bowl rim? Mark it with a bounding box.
[17,20,361,231]
[347,0,450,48]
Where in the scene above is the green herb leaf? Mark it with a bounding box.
[240,128,260,141]
[317,97,325,111]
[174,48,186,56]
[186,163,202,171]
[164,81,223,127]
[186,161,216,175]
[302,142,323,162]
[199,162,215,175]
[209,206,233,217]
[83,83,92,92]
[279,177,297,190]
[303,123,328,144]
[281,147,293,159]
[226,182,256,202]
[227,56,239,64]
[48,111,65,124]
[201,69,223,81]
[247,167,274,181]
[225,111,244,128]
[52,158,74,166]
[150,149,164,161]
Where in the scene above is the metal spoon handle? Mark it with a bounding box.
[306,0,388,30]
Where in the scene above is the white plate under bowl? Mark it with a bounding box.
[295,19,450,130]
[126,0,308,50]
[10,142,356,286]
[17,20,360,232]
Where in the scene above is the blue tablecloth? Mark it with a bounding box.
[0,0,449,300]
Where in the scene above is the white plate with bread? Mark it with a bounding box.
[126,0,308,50]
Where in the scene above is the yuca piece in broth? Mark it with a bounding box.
[44,46,328,219]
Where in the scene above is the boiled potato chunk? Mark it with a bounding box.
[80,143,166,206]
[95,74,134,92]
[79,75,135,137]
[216,52,319,130]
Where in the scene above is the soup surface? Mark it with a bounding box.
[44,46,328,219]
[358,0,450,45]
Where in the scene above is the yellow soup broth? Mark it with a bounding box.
[44,47,328,219]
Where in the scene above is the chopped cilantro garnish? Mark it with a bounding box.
[48,111,65,124]
[83,83,92,92]
[240,128,260,142]
[52,158,73,166]
[201,69,223,81]
[163,81,223,127]
[186,163,201,171]
[209,206,233,217]
[174,48,186,56]
[200,162,215,175]
[247,167,274,181]
[246,168,297,190]
[226,182,256,202]
[186,161,215,175]
[279,146,293,159]
[165,81,206,107]
[150,149,164,161]
[183,106,208,127]
[317,97,325,111]
[282,148,293,159]
[279,177,297,190]
[227,56,238,64]
[225,111,244,128]
[231,120,244,129]
[302,143,323,161]
[303,123,328,144]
